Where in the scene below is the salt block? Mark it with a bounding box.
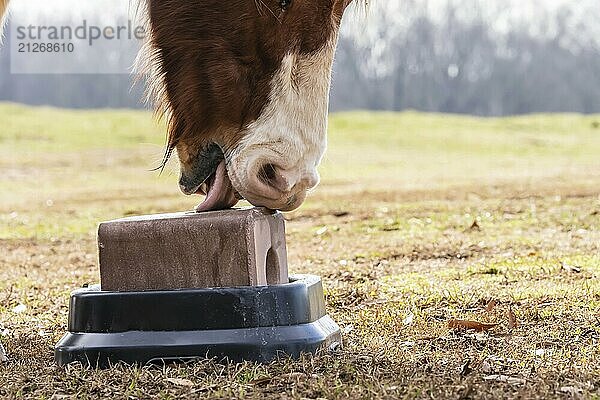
[98,207,288,291]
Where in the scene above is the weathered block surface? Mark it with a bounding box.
[98,207,288,291]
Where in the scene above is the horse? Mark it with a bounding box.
[0,0,8,37]
[1,0,355,212]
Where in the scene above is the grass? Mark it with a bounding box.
[0,103,599,399]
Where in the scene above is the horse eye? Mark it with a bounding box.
[279,0,292,10]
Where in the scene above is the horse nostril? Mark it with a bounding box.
[258,163,289,193]
[259,163,277,183]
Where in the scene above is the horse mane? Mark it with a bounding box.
[132,0,174,170]
[0,0,9,41]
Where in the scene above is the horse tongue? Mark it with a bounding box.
[195,160,239,212]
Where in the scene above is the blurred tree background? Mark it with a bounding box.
[1,0,599,115]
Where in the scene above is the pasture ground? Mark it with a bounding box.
[0,103,599,399]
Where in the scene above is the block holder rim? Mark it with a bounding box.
[55,274,341,367]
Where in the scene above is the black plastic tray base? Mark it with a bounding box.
[56,315,340,367]
[55,274,341,367]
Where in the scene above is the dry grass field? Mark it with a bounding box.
[0,103,599,399]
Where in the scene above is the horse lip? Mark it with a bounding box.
[178,143,224,195]
[179,178,206,195]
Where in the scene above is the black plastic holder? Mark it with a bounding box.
[55,274,341,368]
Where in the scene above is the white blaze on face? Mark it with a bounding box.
[227,32,340,209]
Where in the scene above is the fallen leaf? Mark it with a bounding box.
[448,319,498,332]
[166,378,194,387]
[507,308,518,328]
[403,312,414,326]
[482,375,526,385]
[561,262,581,273]
[485,300,497,312]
